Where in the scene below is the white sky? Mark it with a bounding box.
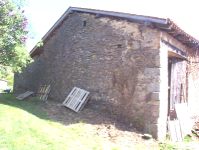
[24,0,199,51]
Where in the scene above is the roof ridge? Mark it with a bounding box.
[30,7,199,56]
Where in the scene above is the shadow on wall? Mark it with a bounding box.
[0,93,140,133]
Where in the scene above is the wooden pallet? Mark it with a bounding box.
[62,87,90,112]
[37,85,51,101]
[16,91,34,100]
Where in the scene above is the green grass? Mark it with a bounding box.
[1,94,197,150]
[0,94,104,150]
[159,135,199,150]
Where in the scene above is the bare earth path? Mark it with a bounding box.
[42,100,159,149]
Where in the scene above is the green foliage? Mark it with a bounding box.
[159,137,198,150]
[36,40,44,48]
[6,72,14,87]
[0,66,13,87]
[183,135,193,143]
[159,142,178,150]
[10,45,32,72]
[0,65,10,78]
[0,0,31,72]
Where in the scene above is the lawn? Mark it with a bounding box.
[0,94,103,150]
[0,94,198,150]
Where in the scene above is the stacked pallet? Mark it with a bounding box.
[37,85,51,101]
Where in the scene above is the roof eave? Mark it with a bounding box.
[30,7,199,57]
[30,7,168,57]
[30,7,73,56]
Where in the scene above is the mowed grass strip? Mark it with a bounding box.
[0,94,103,150]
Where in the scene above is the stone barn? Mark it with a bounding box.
[14,7,199,140]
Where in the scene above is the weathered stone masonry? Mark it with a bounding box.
[16,8,199,140]
[15,12,163,138]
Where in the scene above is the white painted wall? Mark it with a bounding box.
[0,80,8,90]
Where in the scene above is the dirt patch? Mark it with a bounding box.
[41,100,159,149]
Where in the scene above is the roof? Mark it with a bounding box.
[30,7,199,56]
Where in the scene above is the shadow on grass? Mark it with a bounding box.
[0,93,139,133]
[0,93,49,120]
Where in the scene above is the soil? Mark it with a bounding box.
[41,100,159,149]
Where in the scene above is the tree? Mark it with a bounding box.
[0,0,31,76]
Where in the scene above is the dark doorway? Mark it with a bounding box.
[168,58,187,116]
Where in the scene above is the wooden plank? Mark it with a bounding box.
[168,120,177,142]
[42,85,51,101]
[63,87,77,105]
[175,103,192,138]
[77,92,90,111]
[169,59,187,110]
[16,91,34,100]
[62,87,90,112]
[168,118,183,142]
[72,90,84,110]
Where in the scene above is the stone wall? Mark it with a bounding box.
[14,12,162,138]
[187,49,199,116]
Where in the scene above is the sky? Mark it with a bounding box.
[23,0,199,51]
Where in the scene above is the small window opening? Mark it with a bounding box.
[83,20,87,27]
[117,44,122,48]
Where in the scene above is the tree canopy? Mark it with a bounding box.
[0,0,31,75]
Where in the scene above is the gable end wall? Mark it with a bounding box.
[14,12,163,138]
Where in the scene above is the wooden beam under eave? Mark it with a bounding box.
[168,51,187,59]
